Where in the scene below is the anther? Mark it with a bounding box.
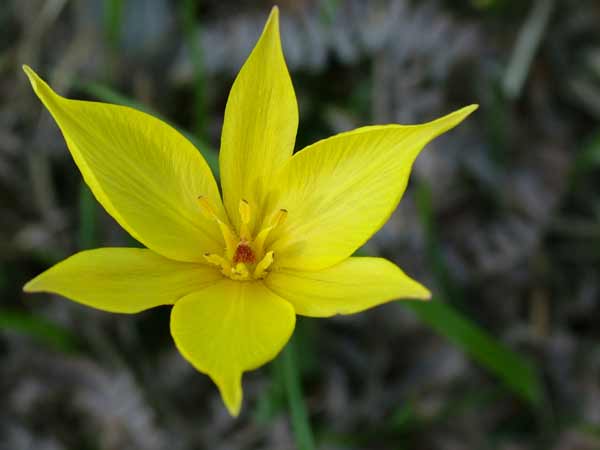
[197,196,217,218]
[239,199,251,224]
[254,251,274,279]
[204,253,231,272]
[272,208,288,227]
[198,196,285,281]
[231,262,250,280]
[254,209,288,257]
[239,199,252,240]
[197,196,237,259]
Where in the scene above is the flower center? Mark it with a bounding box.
[197,196,287,281]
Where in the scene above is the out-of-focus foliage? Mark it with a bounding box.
[1,0,600,449]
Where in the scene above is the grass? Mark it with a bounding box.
[26,4,548,446]
[181,0,207,138]
[0,309,78,352]
[414,180,544,408]
[276,334,317,450]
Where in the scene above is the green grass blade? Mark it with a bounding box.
[502,0,555,99]
[181,0,207,137]
[403,299,543,407]
[103,0,123,49]
[573,130,600,176]
[78,183,97,250]
[413,180,544,407]
[0,309,77,352]
[276,335,316,450]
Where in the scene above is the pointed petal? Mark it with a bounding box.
[170,279,295,416]
[23,66,226,262]
[24,248,222,313]
[219,7,298,231]
[265,257,430,317]
[269,105,477,270]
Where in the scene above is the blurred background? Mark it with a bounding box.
[1,0,600,449]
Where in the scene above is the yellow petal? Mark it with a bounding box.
[170,279,295,416]
[265,257,430,317]
[219,7,298,232]
[269,105,478,270]
[23,248,222,313]
[23,65,226,262]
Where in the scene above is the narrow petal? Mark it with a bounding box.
[269,105,478,270]
[219,7,298,232]
[170,280,295,416]
[24,248,222,313]
[265,257,430,317]
[23,66,226,262]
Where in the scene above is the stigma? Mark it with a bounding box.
[197,197,286,281]
[233,242,256,264]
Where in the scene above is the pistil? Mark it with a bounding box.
[197,196,287,281]
[233,242,256,264]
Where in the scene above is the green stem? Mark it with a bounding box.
[280,336,316,450]
[103,0,123,79]
[103,0,123,49]
[181,0,206,138]
[0,309,77,352]
[503,0,555,99]
[78,182,97,249]
[413,179,544,408]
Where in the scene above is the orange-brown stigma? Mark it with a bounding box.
[197,197,287,281]
[233,242,256,264]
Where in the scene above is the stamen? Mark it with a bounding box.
[239,199,251,224]
[197,196,237,259]
[239,199,251,240]
[254,209,288,257]
[198,196,286,281]
[254,251,274,279]
[231,262,250,280]
[204,253,231,272]
[197,196,217,218]
[272,208,288,227]
[216,222,238,260]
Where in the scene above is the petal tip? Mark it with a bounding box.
[23,273,44,294]
[418,288,433,301]
[22,279,36,293]
[268,5,280,20]
[23,274,43,293]
[264,4,281,35]
[452,104,478,122]
[22,64,38,86]
[21,65,54,101]
[402,274,432,301]
[214,373,243,417]
[463,104,479,115]
[225,399,242,417]
[427,103,478,133]
[413,281,432,301]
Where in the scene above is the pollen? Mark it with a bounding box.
[198,197,287,281]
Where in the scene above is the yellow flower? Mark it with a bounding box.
[23,7,476,416]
